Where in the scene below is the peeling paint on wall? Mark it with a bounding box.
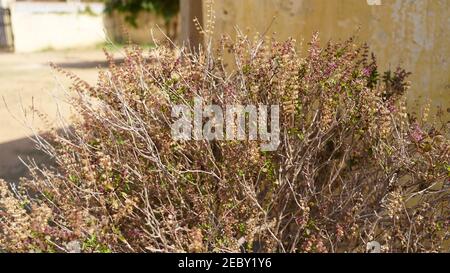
[208,0,450,122]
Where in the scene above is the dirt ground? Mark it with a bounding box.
[0,48,108,182]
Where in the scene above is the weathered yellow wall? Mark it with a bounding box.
[208,0,450,122]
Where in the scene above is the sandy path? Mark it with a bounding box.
[0,48,106,182]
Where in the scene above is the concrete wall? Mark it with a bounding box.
[0,0,13,8]
[10,2,105,52]
[208,0,450,121]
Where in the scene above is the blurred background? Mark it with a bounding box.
[0,0,449,182]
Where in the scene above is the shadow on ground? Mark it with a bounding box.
[55,58,124,69]
[0,136,55,183]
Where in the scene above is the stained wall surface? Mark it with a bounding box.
[207,0,449,122]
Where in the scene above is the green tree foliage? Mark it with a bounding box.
[104,0,180,27]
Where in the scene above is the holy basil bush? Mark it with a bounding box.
[0,34,448,253]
